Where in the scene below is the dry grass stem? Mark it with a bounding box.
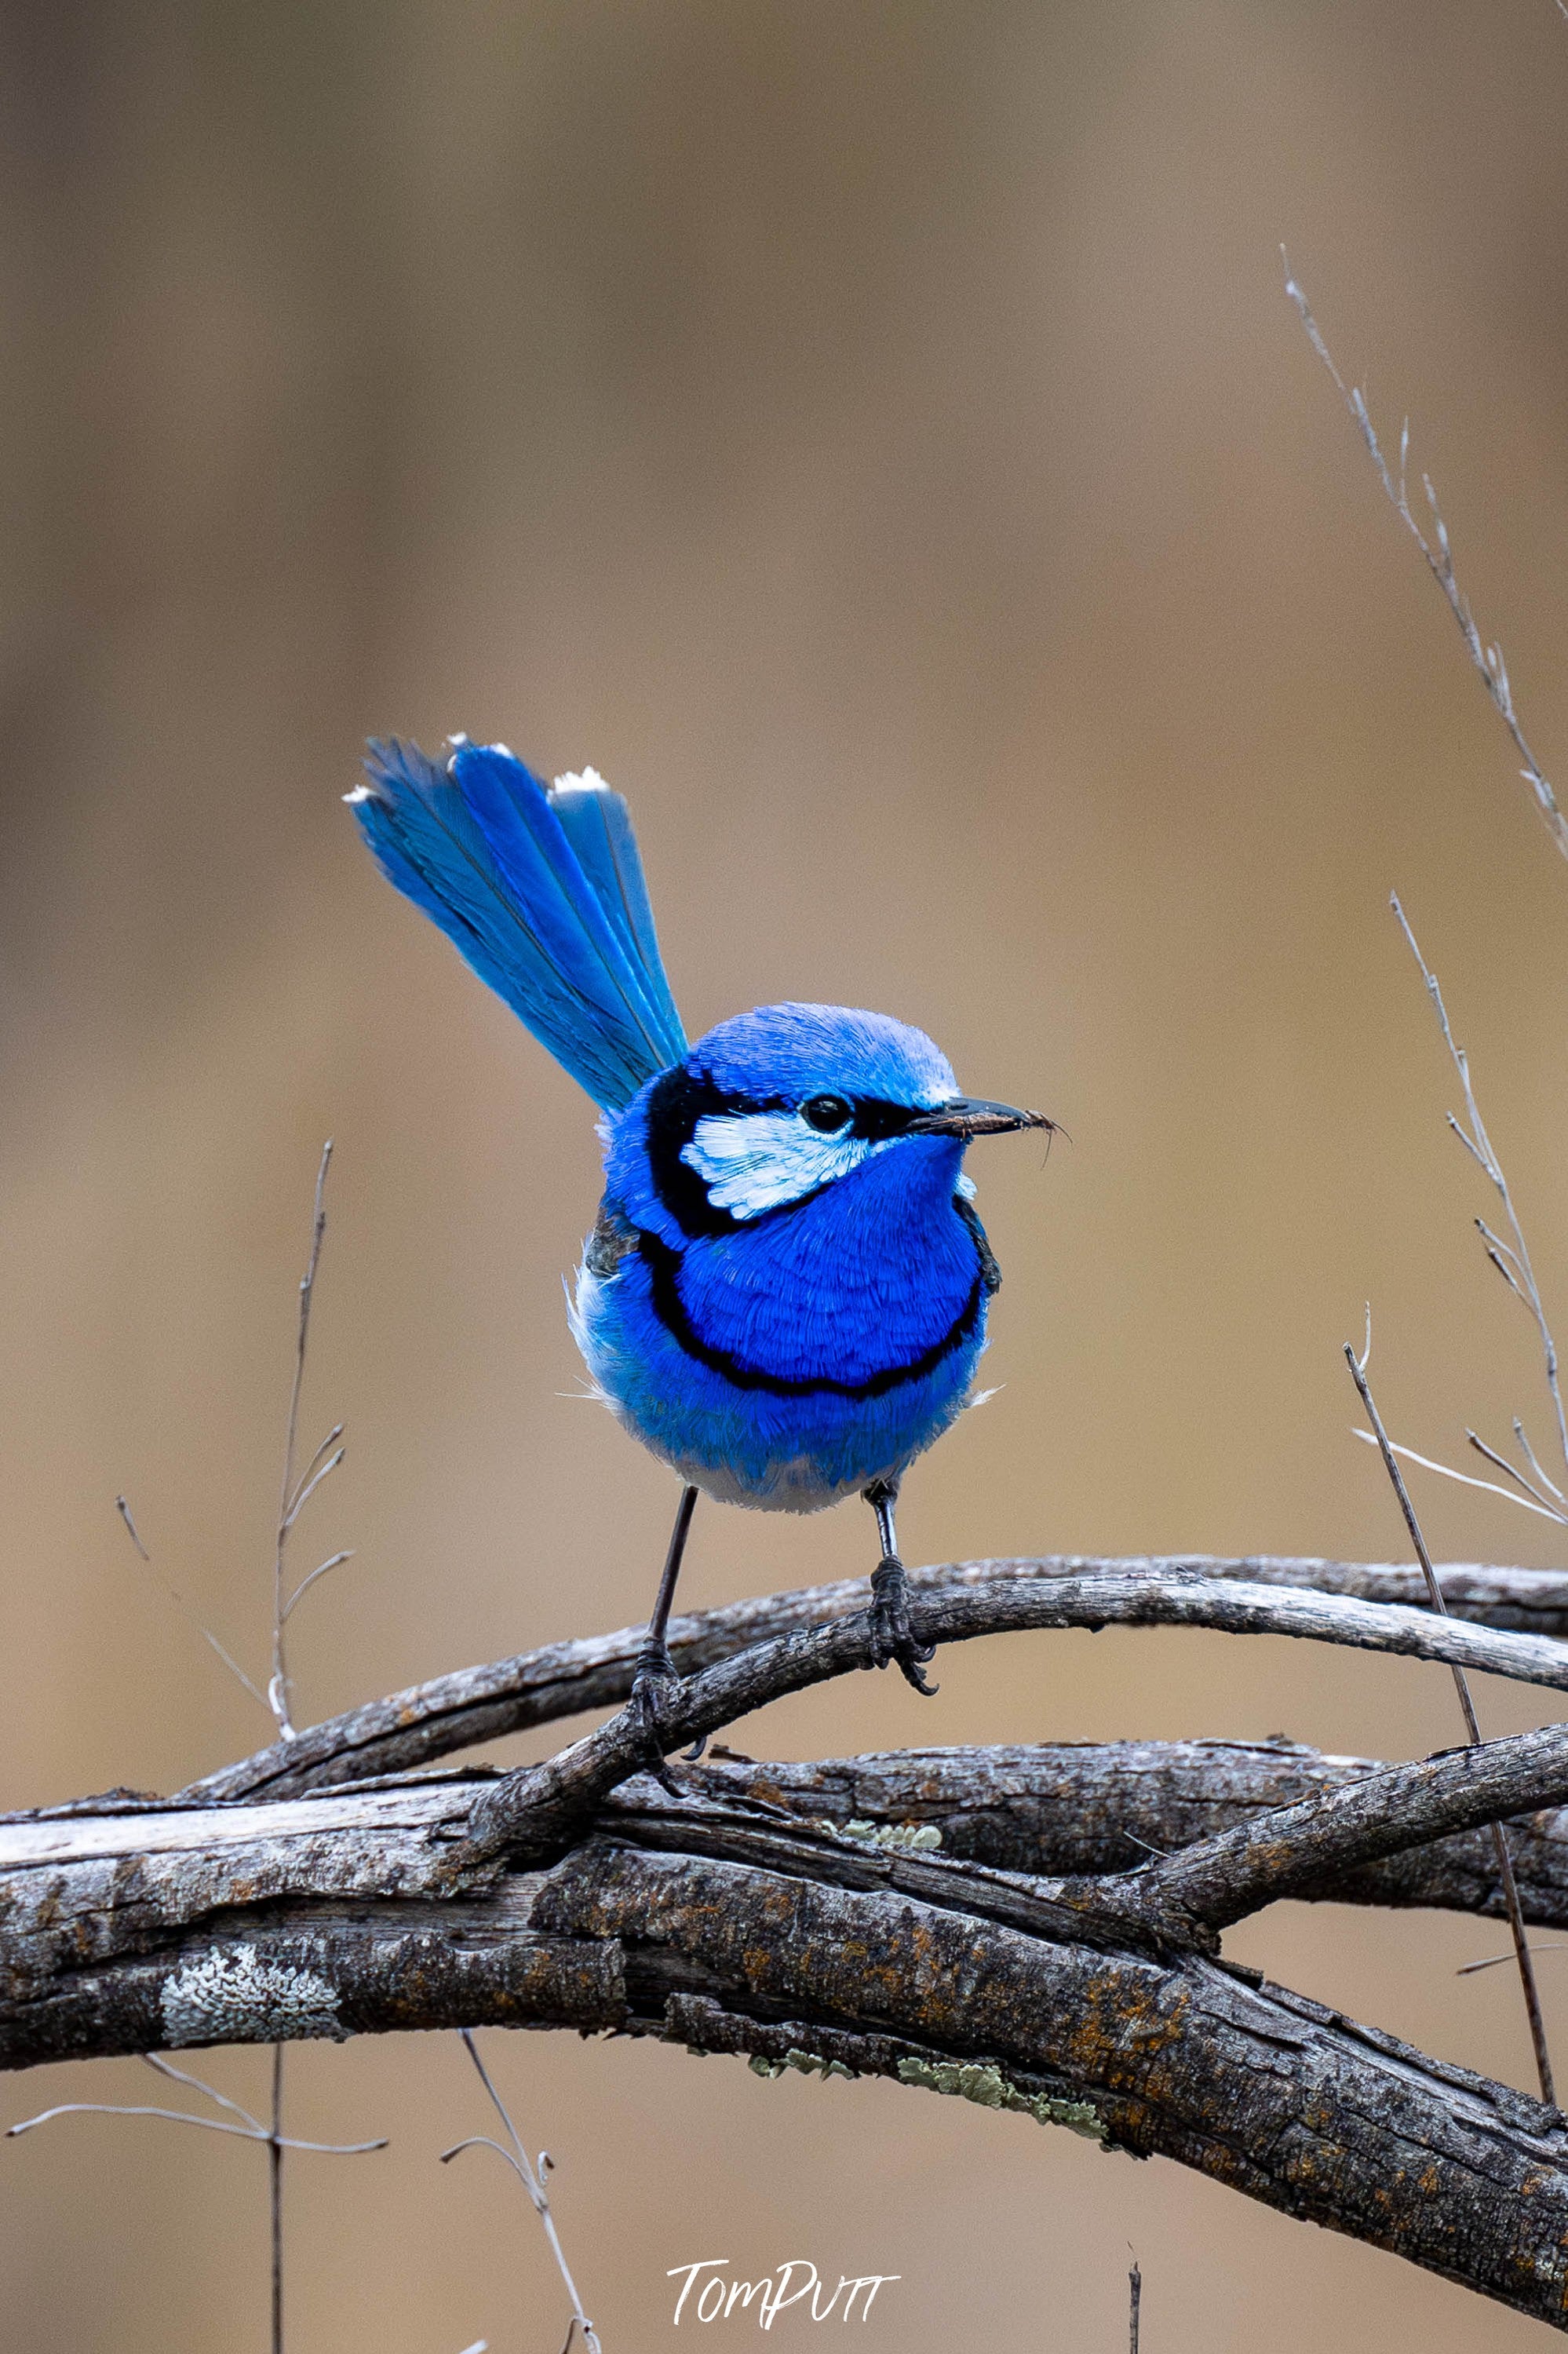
[1345,1340,1555,2104]
[443,2030,603,2354]
[270,1140,335,1740]
[1284,258,1568,861]
[1459,1941,1568,1978]
[1350,1430,1566,1526]
[112,1495,271,1710]
[5,2054,385,2155]
[1391,897,1568,1477]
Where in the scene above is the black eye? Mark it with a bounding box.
[800,1093,852,1133]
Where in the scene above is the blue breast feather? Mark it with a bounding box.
[573,1182,988,1508]
[351,737,686,1111]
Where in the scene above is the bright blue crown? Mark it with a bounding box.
[678,1002,957,1111]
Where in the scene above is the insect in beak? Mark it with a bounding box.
[904,1097,1059,1139]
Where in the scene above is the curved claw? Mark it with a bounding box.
[867,1557,939,1697]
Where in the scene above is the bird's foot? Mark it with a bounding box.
[628,1641,706,1786]
[629,1641,685,1790]
[867,1556,938,1695]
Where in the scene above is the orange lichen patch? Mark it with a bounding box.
[1061,1968,1187,2086]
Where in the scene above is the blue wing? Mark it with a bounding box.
[351,735,687,1111]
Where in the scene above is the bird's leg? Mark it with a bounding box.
[862,1477,937,1696]
[629,1484,701,1778]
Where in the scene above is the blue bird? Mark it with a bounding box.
[348,735,1055,1741]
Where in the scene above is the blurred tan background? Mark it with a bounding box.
[6,0,1568,2345]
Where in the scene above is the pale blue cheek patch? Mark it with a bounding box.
[682,1111,895,1220]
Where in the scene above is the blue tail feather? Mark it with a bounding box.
[450,742,678,1057]
[352,736,687,1111]
[548,768,685,1053]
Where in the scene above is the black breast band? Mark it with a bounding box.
[635,1229,986,1400]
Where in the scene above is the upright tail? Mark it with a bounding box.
[348,735,687,1111]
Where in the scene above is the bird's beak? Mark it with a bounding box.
[905,1097,1059,1139]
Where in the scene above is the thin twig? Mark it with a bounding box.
[271,1140,334,1740]
[1392,897,1568,1475]
[113,1495,271,1711]
[1284,258,1568,862]
[142,2051,265,2128]
[78,1147,371,2354]
[282,1447,345,1535]
[1345,1341,1555,2104]
[443,2031,602,2354]
[1129,2257,1141,2354]
[287,1425,344,1519]
[270,2042,286,2354]
[7,2105,301,2143]
[6,2091,384,2155]
[1465,1432,1563,1516]
[268,1141,335,2354]
[283,1552,356,1622]
[1351,1428,1566,1524]
[1459,1942,1568,1977]
[1515,1418,1566,1505]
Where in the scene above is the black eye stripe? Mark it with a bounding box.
[644,1065,926,1238]
[848,1097,921,1141]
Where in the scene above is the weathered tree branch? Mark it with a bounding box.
[454,1571,1568,1865]
[13,1738,1568,2021]
[694,1740,1568,1922]
[1137,1722,1568,1934]
[5,1782,1568,2323]
[18,1562,1568,2323]
[188,1557,1568,1805]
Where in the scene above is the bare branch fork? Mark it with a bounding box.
[11,1561,1568,2323]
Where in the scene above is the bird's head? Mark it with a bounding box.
[605,1000,1056,1240]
